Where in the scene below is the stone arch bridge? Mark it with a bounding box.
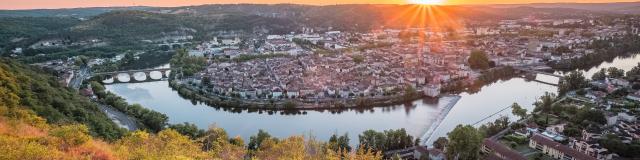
[92,68,171,83]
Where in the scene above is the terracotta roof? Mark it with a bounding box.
[483,139,526,160]
[531,134,596,160]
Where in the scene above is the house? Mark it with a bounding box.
[423,83,441,97]
[610,78,630,88]
[413,146,444,160]
[482,139,527,160]
[606,112,619,126]
[272,88,283,98]
[529,134,596,160]
[569,140,617,160]
[585,90,607,102]
[625,92,640,102]
[546,123,567,134]
[287,90,300,98]
[245,90,257,99]
[221,37,240,46]
[300,89,315,97]
[427,148,445,160]
[616,112,637,122]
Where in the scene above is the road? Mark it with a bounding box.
[95,102,139,131]
[69,65,91,89]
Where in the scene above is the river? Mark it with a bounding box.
[104,54,640,146]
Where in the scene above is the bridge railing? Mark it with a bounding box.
[92,68,171,76]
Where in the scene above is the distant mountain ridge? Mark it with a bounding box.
[0,6,150,18]
[484,1,640,14]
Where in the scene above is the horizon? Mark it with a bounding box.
[2,0,640,10]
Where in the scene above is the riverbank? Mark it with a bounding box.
[94,101,139,131]
[104,80,448,146]
[169,78,425,112]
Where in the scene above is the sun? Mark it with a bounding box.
[409,0,444,5]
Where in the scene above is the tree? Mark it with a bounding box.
[168,122,204,139]
[607,67,625,78]
[254,136,306,160]
[534,92,556,113]
[49,124,92,149]
[554,46,571,55]
[468,50,490,70]
[351,55,365,63]
[626,63,640,80]
[248,129,275,150]
[358,130,386,152]
[575,108,606,125]
[563,127,582,138]
[122,52,135,64]
[558,71,587,95]
[358,129,415,153]
[114,129,207,159]
[433,137,448,150]
[74,55,89,66]
[200,126,230,151]
[511,103,527,120]
[591,68,607,80]
[478,116,510,137]
[446,125,482,160]
[202,76,211,86]
[403,85,418,102]
[328,133,351,152]
[599,134,640,158]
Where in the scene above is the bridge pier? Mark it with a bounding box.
[111,73,121,83]
[163,70,169,78]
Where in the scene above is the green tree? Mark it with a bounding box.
[433,137,448,150]
[446,125,482,160]
[328,133,351,152]
[558,71,587,95]
[591,68,607,80]
[626,63,640,80]
[607,67,625,78]
[562,127,582,138]
[478,116,510,137]
[358,129,415,153]
[511,103,527,120]
[168,122,204,139]
[534,92,556,113]
[468,50,490,70]
[403,85,418,102]
[248,129,276,150]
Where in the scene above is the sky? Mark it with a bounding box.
[1,0,638,10]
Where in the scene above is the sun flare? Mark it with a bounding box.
[409,0,444,5]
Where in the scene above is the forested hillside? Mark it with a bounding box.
[0,17,80,50]
[0,59,125,140]
[67,11,198,45]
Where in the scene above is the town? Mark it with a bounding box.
[3,4,640,160]
[160,16,636,109]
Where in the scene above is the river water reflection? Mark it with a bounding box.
[105,77,554,145]
[107,81,445,145]
[104,54,640,146]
